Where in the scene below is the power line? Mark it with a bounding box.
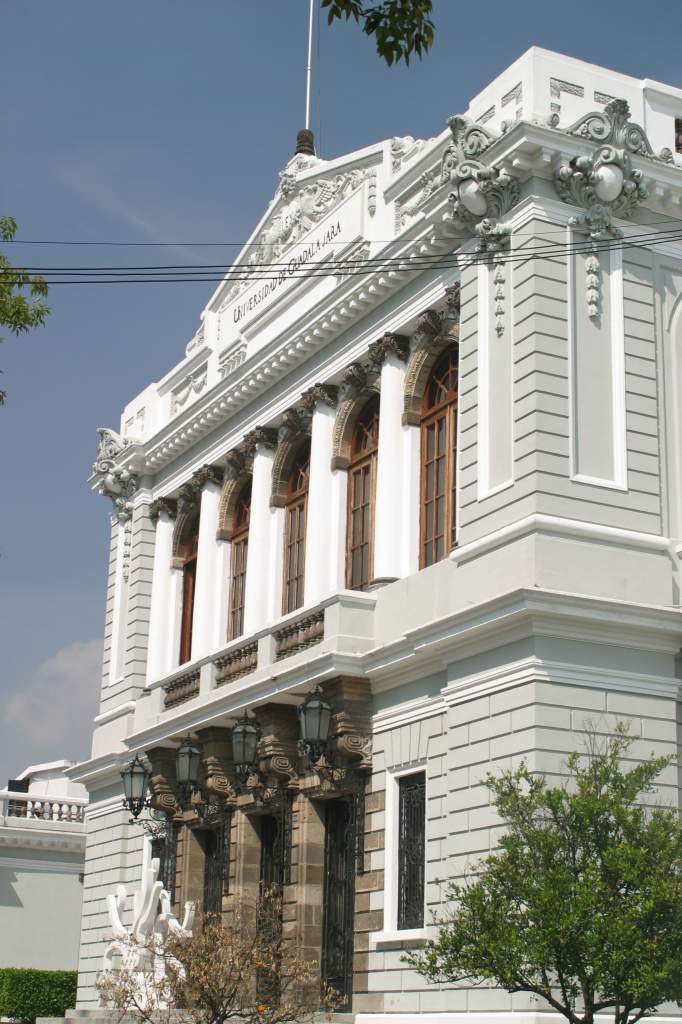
[6,230,681,285]
[7,224,682,276]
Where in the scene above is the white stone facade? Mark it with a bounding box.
[0,761,87,971]
[72,46,682,1023]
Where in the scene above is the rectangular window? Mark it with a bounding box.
[283,496,307,614]
[346,458,376,590]
[676,117,682,155]
[228,535,248,640]
[397,772,426,930]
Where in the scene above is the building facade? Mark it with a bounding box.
[72,47,682,1023]
[0,761,86,971]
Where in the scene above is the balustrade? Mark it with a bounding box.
[273,609,325,660]
[215,641,258,686]
[1,792,85,823]
[163,666,201,708]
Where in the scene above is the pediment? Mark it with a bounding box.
[213,152,378,327]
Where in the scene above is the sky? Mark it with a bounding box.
[1,0,681,787]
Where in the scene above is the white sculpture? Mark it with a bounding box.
[101,840,195,1007]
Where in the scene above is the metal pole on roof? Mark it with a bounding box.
[305,0,315,130]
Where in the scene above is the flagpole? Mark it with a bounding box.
[305,0,314,131]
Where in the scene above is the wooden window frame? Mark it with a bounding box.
[282,441,310,616]
[419,346,459,569]
[345,397,380,591]
[178,512,199,665]
[227,482,251,641]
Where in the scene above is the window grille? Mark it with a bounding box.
[397,772,426,930]
[151,820,178,905]
[346,397,380,591]
[282,442,310,615]
[676,118,682,155]
[228,482,251,640]
[420,345,459,568]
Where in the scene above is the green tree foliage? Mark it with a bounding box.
[408,725,682,1024]
[0,968,77,1021]
[322,0,434,66]
[0,216,49,405]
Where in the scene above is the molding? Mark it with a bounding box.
[356,1017,682,1024]
[93,701,137,726]
[0,854,83,875]
[450,514,671,565]
[373,694,445,732]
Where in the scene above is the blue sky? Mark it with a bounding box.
[2,0,681,786]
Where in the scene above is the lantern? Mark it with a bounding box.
[231,712,260,780]
[175,735,201,795]
[121,755,150,819]
[298,685,332,761]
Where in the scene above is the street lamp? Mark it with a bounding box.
[175,735,201,798]
[121,754,150,819]
[297,685,333,763]
[231,712,260,781]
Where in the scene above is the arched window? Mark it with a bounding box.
[282,441,310,615]
[179,510,199,664]
[346,396,380,591]
[420,345,459,568]
[228,482,251,640]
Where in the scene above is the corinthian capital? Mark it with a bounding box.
[301,382,339,412]
[192,464,224,489]
[368,332,410,367]
[148,496,178,524]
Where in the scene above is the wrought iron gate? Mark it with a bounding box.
[321,797,356,1006]
[201,817,229,917]
[151,820,178,905]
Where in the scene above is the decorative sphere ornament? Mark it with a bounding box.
[459,179,488,216]
[593,165,624,202]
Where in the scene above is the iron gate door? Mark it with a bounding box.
[322,797,356,1005]
[201,827,223,917]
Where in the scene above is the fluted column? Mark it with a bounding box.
[370,334,410,585]
[243,429,279,634]
[303,384,343,604]
[191,465,225,659]
[146,499,178,682]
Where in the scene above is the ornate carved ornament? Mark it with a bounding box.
[148,496,178,524]
[219,165,377,307]
[301,382,339,412]
[243,425,278,452]
[553,100,663,242]
[191,463,224,490]
[441,115,520,234]
[92,432,138,582]
[367,332,410,368]
[93,427,129,476]
[278,406,312,444]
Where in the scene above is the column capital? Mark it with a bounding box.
[301,382,339,412]
[191,463,224,490]
[148,496,178,524]
[244,426,278,452]
[224,442,253,478]
[278,406,312,443]
[368,332,410,368]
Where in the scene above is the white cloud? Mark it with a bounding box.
[5,639,102,770]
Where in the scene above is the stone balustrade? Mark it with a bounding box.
[215,641,258,686]
[0,791,86,823]
[273,609,325,660]
[163,666,201,708]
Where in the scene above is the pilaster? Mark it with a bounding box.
[303,385,344,604]
[370,335,410,585]
[191,466,225,659]
[243,430,279,634]
[146,501,178,682]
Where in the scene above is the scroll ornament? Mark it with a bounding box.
[441,115,520,232]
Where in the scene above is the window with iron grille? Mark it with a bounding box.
[420,345,459,568]
[282,441,310,615]
[228,481,251,640]
[346,396,380,591]
[397,772,426,930]
[676,118,682,155]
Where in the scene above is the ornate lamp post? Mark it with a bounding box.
[175,735,202,801]
[231,712,261,784]
[121,754,151,820]
[297,685,333,764]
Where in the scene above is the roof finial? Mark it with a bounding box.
[295,128,316,156]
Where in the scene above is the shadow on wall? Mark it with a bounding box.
[0,868,24,908]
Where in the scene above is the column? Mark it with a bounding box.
[191,466,225,659]
[243,429,279,634]
[303,384,344,604]
[370,334,410,584]
[146,499,178,681]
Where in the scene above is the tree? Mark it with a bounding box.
[408,725,682,1024]
[97,889,341,1024]
[0,217,49,405]
[322,0,434,66]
